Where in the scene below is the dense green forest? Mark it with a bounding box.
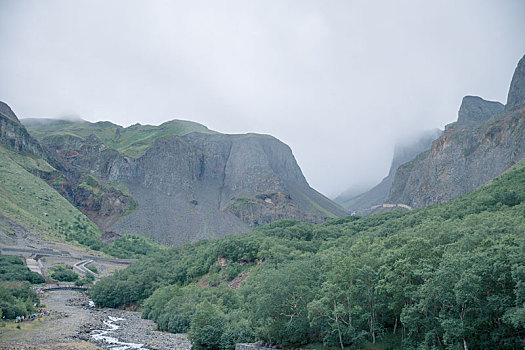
[0,254,43,319]
[90,161,525,349]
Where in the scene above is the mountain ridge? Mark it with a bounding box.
[386,54,525,208]
[22,114,345,245]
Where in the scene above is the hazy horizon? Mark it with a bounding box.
[1,0,524,198]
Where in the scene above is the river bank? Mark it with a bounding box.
[0,290,191,350]
[83,308,191,349]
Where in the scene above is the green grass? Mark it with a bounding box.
[307,197,339,218]
[0,146,101,242]
[78,175,101,194]
[1,317,48,335]
[25,119,217,158]
[0,145,163,256]
[2,147,55,174]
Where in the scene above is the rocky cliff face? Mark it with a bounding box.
[335,129,442,212]
[457,96,504,124]
[0,101,66,186]
[26,119,344,245]
[506,55,525,112]
[0,102,45,156]
[2,115,134,234]
[387,55,525,208]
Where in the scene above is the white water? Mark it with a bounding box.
[91,316,149,350]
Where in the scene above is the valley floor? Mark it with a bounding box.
[0,290,191,350]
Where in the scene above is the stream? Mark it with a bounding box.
[91,316,150,350]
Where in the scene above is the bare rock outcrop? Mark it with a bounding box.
[387,54,525,208]
[24,118,345,245]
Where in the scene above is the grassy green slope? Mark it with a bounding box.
[0,146,166,257]
[24,119,217,158]
[0,146,101,242]
[91,160,525,349]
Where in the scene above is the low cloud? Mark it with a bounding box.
[1,0,524,197]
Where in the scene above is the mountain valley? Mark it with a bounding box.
[1,44,524,350]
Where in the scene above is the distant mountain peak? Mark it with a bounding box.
[506,54,525,111]
[387,54,525,208]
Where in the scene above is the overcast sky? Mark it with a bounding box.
[1,0,524,198]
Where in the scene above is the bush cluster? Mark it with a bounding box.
[0,255,42,319]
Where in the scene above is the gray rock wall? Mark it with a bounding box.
[108,132,345,245]
[506,55,525,111]
[387,55,525,208]
[457,96,504,124]
[28,118,345,245]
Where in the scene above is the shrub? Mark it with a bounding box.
[49,265,78,282]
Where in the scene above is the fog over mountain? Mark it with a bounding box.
[0,0,524,197]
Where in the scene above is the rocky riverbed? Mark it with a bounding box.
[81,308,191,350]
[0,290,191,350]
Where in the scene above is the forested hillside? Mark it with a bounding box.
[91,160,525,349]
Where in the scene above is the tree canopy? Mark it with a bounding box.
[90,161,525,349]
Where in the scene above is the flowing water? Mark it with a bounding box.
[91,316,150,350]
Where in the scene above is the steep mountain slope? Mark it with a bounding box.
[335,129,442,212]
[0,103,101,244]
[25,118,345,245]
[506,54,525,111]
[0,102,47,158]
[387,55,525,208]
